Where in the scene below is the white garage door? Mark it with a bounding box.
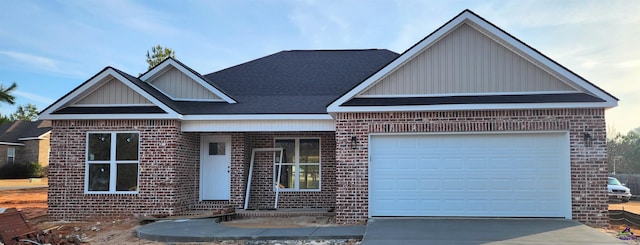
[369,132,571,218]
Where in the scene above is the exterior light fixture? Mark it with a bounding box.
[583,132,592,147]
[351,136,358,149]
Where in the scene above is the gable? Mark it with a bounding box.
[39,67,181,120]
[360,23,579,97]
[76,76,153,105]
[328,10,618,113]
[148,67,224,101]
[140,58,236,103]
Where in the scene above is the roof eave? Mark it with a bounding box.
[328,101,618,113]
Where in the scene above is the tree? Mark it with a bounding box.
[9,103,39,121]
[608,130,640,174]
[0,82,17,105]
[0,114,10,125]
[146,45,175,70]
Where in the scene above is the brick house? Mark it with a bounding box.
[0,120,51,168]
[40,10,617,226]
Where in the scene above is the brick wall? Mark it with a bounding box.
[334,109,609,227]
[0,145,9,166]
[48,120,198,220]
[22,137,50,166]
[49,126,336,220]
[243,132,336,210]
[0,134,49,168]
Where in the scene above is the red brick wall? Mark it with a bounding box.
[48,120,198,220]
[49,126,336,220]
[334,109,609,227]
[243,132,336,209]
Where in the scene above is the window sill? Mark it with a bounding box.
[84,191,139,195]
[272,188,322,192]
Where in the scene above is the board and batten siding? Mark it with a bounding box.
[360,23,579,97]
[150,67,222,101]
[76,76,152,105]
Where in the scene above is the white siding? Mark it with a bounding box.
[361,23,579,97]
[76,76,152,105]
[150,67,222,100]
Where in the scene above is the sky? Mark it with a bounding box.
[0,0,638,134]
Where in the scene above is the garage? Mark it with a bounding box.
[369,132,571,219]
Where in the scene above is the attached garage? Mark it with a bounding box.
[369,132,571,219]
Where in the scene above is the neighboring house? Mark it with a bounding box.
[40,10,617,226]
[0,120,51,168]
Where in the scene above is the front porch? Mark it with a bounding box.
[187,131,338,217]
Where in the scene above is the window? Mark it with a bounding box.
[274,138,320,191]
[7,147,15,164]
[86,132,139,193]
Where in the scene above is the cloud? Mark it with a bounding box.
[14,90,55,105]
[0,50,59,71]
[0,50,87,78]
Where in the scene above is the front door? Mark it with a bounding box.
[200,135,231,200]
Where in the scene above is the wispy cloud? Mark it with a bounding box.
[14,90,55,105]
[0,50,59,71]
[0,50,87,78]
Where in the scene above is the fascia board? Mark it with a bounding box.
[38,113,182,120]
[327,12,468,111]
[328,101,618,113]
[141,59,237,104]
[39,68,181,119]
[18,132,50,141]
[328,10,618,112]
[182,114,334,121]
[466,13,618,104]
[39,70,113,117]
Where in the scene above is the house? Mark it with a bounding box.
[40,10,617,226]
[0,120,51,168]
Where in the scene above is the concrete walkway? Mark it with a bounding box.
[361,218,626,245]
[137,218,365,242]
[138,217,626,244]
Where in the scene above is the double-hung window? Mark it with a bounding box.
[86,132,139,193]
[7,147,15,164]
[274,138,320,191]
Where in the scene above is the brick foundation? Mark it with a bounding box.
[334,109,609,227]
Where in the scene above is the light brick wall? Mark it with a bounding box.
[334,109,609,227]
[22,138,49,166]
[48,120,198,220]
[0,134,49,168]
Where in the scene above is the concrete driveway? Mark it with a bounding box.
[362,218,626,245]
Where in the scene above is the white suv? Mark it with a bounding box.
[608,177,632,202]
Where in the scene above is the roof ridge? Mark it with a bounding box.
[284,49,386,52]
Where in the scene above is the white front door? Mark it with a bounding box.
[200,135,231,200]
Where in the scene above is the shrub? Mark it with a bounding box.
[0,162,44,179]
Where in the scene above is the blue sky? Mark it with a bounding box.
[1,0,638,133]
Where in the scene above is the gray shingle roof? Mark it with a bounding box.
[0,120,51,144]
[196,49,399,114]
[50,49,399,115]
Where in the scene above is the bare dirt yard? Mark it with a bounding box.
[3,183,639,244]
[0,186,346,244]
[609,200,640,214]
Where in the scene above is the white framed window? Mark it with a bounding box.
[7,147,15,164]
[273,138,321,191]
[85,132,139,193]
